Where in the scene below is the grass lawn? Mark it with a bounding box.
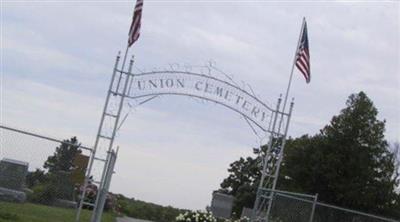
[0,201,116,222]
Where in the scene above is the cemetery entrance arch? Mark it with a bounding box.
[75,54,294,222]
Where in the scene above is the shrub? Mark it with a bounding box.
[28,183,57,205]
[231,217,250,222]
[176,211,217,222]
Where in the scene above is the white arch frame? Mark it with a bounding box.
[75,54,294,222]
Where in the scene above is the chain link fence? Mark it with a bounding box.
[0,125,112,221]
[266,189,398,222]
[269,192,316,222]
[312,202,398,222]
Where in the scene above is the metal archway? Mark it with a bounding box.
[75,54,294,222]
[125,71,275,132]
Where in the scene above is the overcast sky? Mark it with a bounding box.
[1,0,399,210]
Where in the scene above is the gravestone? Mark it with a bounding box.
[0,158,28,190]
[0,158,28,202]
[210,192,234,219]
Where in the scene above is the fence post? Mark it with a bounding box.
[309,193,318,222]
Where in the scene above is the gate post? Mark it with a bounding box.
[265,100,294,220]
[90,58,134,222]
[92,149,118,222]
[252,99,294,222]
[76,52,121,222]
[252,97,282,221]
[309,193,318,222]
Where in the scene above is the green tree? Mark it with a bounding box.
[281,92,400,217]
[323,92,398,214]
[44,137,81,174]
[219,147,266,217]
[220,92,400,218]
[45,137,82,200]
[29,137,82,204]
[277,135,323,193]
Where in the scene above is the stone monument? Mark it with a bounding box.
[0,158,29,202]
[210,192,234,219]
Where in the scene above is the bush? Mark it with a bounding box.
[176,211,217,222]
[231,218,250,222]
[26,169,48,189]
[28,183,57,205]
[115,194,185,221]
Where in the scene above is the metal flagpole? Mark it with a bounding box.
[115,43,130,92]
[279,17,305,128]
[252,18,304,222]
[121,44,130,72]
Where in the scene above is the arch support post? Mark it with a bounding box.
[252,98,294,222]
[75,54,134,222]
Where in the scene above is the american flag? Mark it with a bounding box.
[128,0,143,47]
[295,20,311,83]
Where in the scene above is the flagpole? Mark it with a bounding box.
[279,17,306,128]
[121,44,130,71]
[115,43,130,92]
[115,0,142,92]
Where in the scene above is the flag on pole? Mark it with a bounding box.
[295,20,311,83]
[128,0,143,47]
